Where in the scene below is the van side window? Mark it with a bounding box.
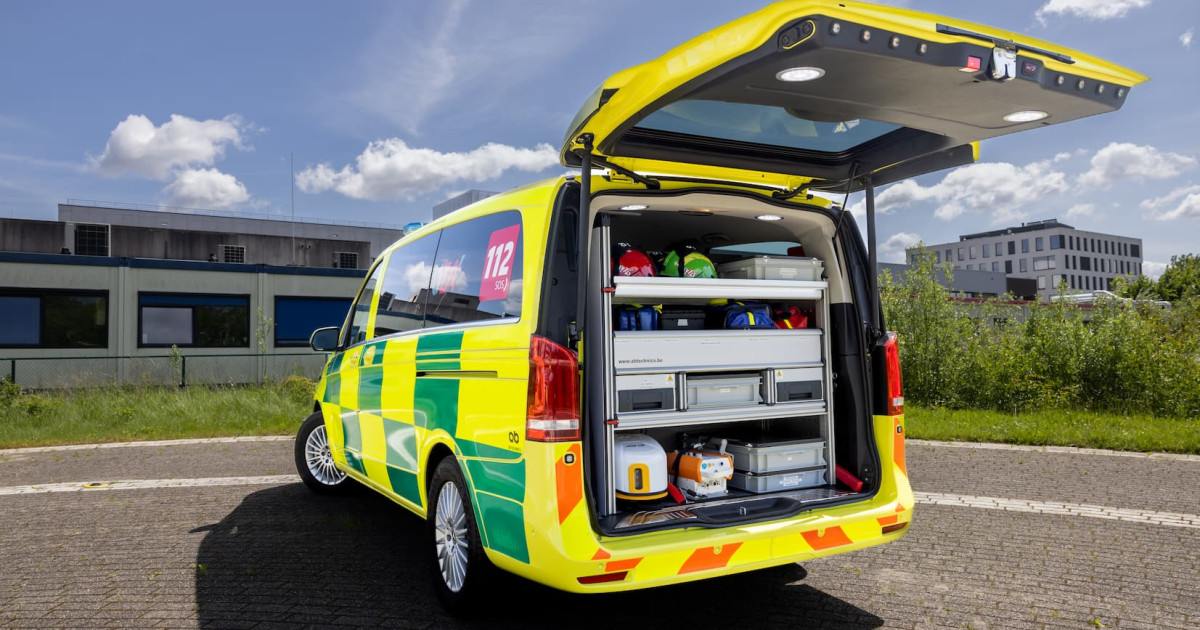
[425,210,524,327]
[343,262,383,347]
[374,233,440,338]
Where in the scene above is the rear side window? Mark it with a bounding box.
[374,234,440,337]
[425,210,524,327]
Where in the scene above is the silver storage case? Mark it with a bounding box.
[774,367,825,404]
[613,329,822,374]
[685,374,762,409]
[716,438,827,473]
[730,467,827,493]
[718,256,824,281]
[615,374,677,413]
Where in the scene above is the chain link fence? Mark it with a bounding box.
[1,353,329,389]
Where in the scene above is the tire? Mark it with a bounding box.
[427,456,492,615]
[294,412,350,494]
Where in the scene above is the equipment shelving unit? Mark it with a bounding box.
[594,224,836,515]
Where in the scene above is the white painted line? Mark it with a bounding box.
[0,435,292,456]
[914,491,1200,530]
[0,475,299,496]
[908,439,1200,463]
[2,475,1195,531]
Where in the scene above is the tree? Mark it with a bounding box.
[1112,274,1158,300]
[1155,254,1200,303]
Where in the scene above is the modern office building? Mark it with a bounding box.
[878,262,1037,300]
[915,219,1143,299]
[0,202,406,387]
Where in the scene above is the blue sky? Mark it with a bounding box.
[1,0,1196,276]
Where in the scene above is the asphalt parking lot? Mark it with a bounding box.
[0,438,1197,630]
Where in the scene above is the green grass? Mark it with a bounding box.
[906,405,1200,454]
[0,378,313,449]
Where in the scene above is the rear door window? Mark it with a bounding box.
[425,210,524,327]
[374,234,440,337]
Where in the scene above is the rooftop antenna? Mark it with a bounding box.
[290,153,296,266]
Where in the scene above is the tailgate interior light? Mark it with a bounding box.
[1003,110,1048,123]
[756,214,783,221]
[776,67,825,82]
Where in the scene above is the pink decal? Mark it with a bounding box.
[479,224,520,301]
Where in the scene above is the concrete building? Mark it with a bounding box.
[915,219,1143,300]
[0,202,409,387]
[879,263,1037,299]
[432,190,496,219]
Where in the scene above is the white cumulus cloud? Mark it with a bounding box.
[878,232,923,264]
[297,139,558,201]
[1035,0,1152,23]
[1078,142,1197,188]
[163,168,251,208]
[92,114,251,180]
[1141,261,1167,279]
[851,159,1070,225]
[1066,203,1096,218]
[1182,28,1195,49]
[1140,184,1200,220]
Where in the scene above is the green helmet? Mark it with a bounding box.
[662,249,717,278]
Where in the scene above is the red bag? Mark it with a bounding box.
[774,305,808,329]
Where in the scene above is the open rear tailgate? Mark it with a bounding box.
[562,1,1146,191]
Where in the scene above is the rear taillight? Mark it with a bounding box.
[526,335,581,442]
[883,331,904,416]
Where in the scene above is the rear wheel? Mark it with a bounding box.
[427,457,491,615]
[294,412,349,494]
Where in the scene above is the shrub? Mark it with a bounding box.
[882,248,1200,418]
[278,375,317,407]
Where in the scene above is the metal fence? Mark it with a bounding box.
[1,353,329,389]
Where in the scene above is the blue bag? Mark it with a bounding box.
[709,302,775,329]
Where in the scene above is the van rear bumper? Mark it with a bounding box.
[500,414,911,593]
[505,478,911,593]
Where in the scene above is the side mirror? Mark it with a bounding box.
[309,327,341,352]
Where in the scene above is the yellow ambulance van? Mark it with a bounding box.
[293,0,1144,612]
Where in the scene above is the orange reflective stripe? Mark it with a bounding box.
[556,444,584,523]
[801,526,853,550]
[877,515,899,526]
[893,417,907,475]
[592,548,611,561]
[678,543,743,574]
[606,557,643,572]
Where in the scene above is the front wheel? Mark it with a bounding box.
[294,412,350,494]
[427,457,491,615]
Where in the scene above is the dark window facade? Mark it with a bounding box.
[274,297,354,347]
[1004,260,1013,274]
[336,252,359,270]
[0,290,108,348]
[425,210,524,327]
[1050,235,1064,250]
[1007,241,1015,255]
[1021,239,1029,253]
[74,224,109,256]
[139,293,249,348]
[1131,244,1140,257]
[1080,257,1092,271]
[221,244,246,264]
